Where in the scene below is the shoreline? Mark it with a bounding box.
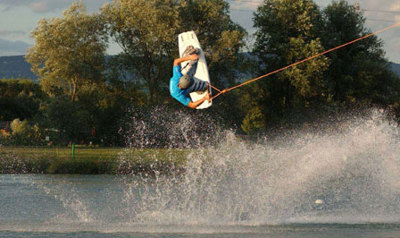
[0,146,188,174]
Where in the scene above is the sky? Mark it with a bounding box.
[0,0,399,63]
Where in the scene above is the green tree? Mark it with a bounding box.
[101,0,246,105]
[241,106,265,135]
[0,79,46,121]
[72,79,136,145]
[177,0,246,88]
[321,0,400,105]
[9,118,42,145]
[250,0,329,129]
[37,97,90,144]
[101,0,178,104]
[26,1,108,101]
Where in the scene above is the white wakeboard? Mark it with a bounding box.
[178,31,212,109]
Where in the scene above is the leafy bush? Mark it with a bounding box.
[2,119,44,146]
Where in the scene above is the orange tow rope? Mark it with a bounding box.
[211,22,400,100]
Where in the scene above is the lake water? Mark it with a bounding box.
[2,111,400,237]
[1,175,400,238]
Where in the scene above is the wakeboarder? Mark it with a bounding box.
[169,47,210,109]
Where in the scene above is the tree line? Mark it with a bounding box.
[1,0,399,146]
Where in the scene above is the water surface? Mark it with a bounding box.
[2,111,400,237]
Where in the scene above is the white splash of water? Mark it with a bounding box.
[118,109,400,225]
[32,177,94,223]
[17,108,400,229]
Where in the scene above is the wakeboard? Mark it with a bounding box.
[178,31,212,109]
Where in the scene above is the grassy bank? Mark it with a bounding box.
[0,146,188,174]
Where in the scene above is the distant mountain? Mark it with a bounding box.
[391,62,400,76]
[0,39,31,57]
[0,55,37,80]
[0,55,399,81]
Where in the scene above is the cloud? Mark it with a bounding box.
[333,0,400,62]
[229,0,260,11]
[0,0,67,13]
[0,0,110,13]
[0,38,31,56]
[386,39,400,63]
[0,30,27,37]
[390,2,400,10]
[1,6,11,13]
[226,0,400,62]
[28,2,49,13]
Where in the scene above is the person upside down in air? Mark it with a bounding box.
[169,46,210,109]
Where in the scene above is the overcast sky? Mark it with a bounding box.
[0,0,399,63]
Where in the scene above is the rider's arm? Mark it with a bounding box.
[173,54,199,66]
[187,92,210,109]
